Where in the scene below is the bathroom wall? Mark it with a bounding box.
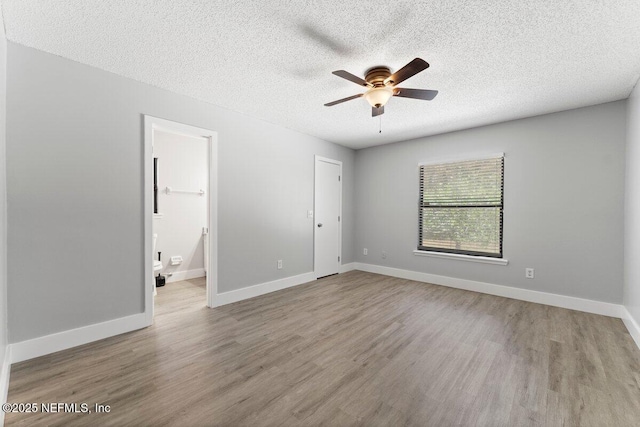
[153,130,208,282]
[6,43,355,343]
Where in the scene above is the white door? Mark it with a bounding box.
[314,157,341,278]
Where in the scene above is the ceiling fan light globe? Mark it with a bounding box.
[364,86,393,108]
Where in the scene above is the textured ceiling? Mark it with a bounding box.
[3,1,640,149]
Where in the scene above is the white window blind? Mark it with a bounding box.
[419,156,504,258]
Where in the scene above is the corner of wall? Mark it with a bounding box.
[622,307,640,350]
[623,76,640,350]
[0,1,10,413]
[0,345,10,425]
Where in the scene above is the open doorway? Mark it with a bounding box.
[144,116,218,323]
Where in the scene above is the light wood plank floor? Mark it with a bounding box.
[6,271,640,426]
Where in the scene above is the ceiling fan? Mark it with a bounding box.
[324,58,438,117]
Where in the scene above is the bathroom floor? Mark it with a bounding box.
[155,276,206,315]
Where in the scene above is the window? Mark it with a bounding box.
[418,155,504,258]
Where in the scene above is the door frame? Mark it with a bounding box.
[314,155,343,277]
[144,115,219,324]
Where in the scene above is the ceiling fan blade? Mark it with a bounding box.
[384,58,430,86]
[393,88,438,101]
[332,70,372,87]
[324,93,363,106]
[372,106,384,117]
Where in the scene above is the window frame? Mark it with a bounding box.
[418,155,505,259]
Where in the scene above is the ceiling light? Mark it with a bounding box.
[324,59,437,117]
[364,86,393,108]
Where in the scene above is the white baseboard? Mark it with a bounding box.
[9,264,636,368]
[621,306,640,350]
[0,345,11,426]
[166,268,205,283]
[10,313,150,364]
[339,263,356,273]
[215,272,316,307]
[354,263,623,319]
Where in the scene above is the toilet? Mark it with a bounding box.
[152,234,162,275]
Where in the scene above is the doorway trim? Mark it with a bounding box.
[314,155,343,278]
[144,115,219,323]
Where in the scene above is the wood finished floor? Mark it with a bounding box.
[6,271,640,426]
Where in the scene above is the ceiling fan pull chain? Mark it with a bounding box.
[379,115,382,134]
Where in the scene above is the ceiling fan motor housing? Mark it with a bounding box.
[365,66,392,86]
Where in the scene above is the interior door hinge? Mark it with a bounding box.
[338,256,340,262]
[338,176,341,181]
[338,216,340,222]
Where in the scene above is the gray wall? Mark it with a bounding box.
[0,12,8,368]
[624,82,640,323]
[355,101,626,303]
[6,43,354,343]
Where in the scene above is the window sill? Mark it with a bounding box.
[413,250,509,265]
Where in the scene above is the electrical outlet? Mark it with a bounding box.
[277,260,283,270]
[307,210,313,218]
[525,268,534,279]
[363,248,368,255]
[381,251,387,259]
